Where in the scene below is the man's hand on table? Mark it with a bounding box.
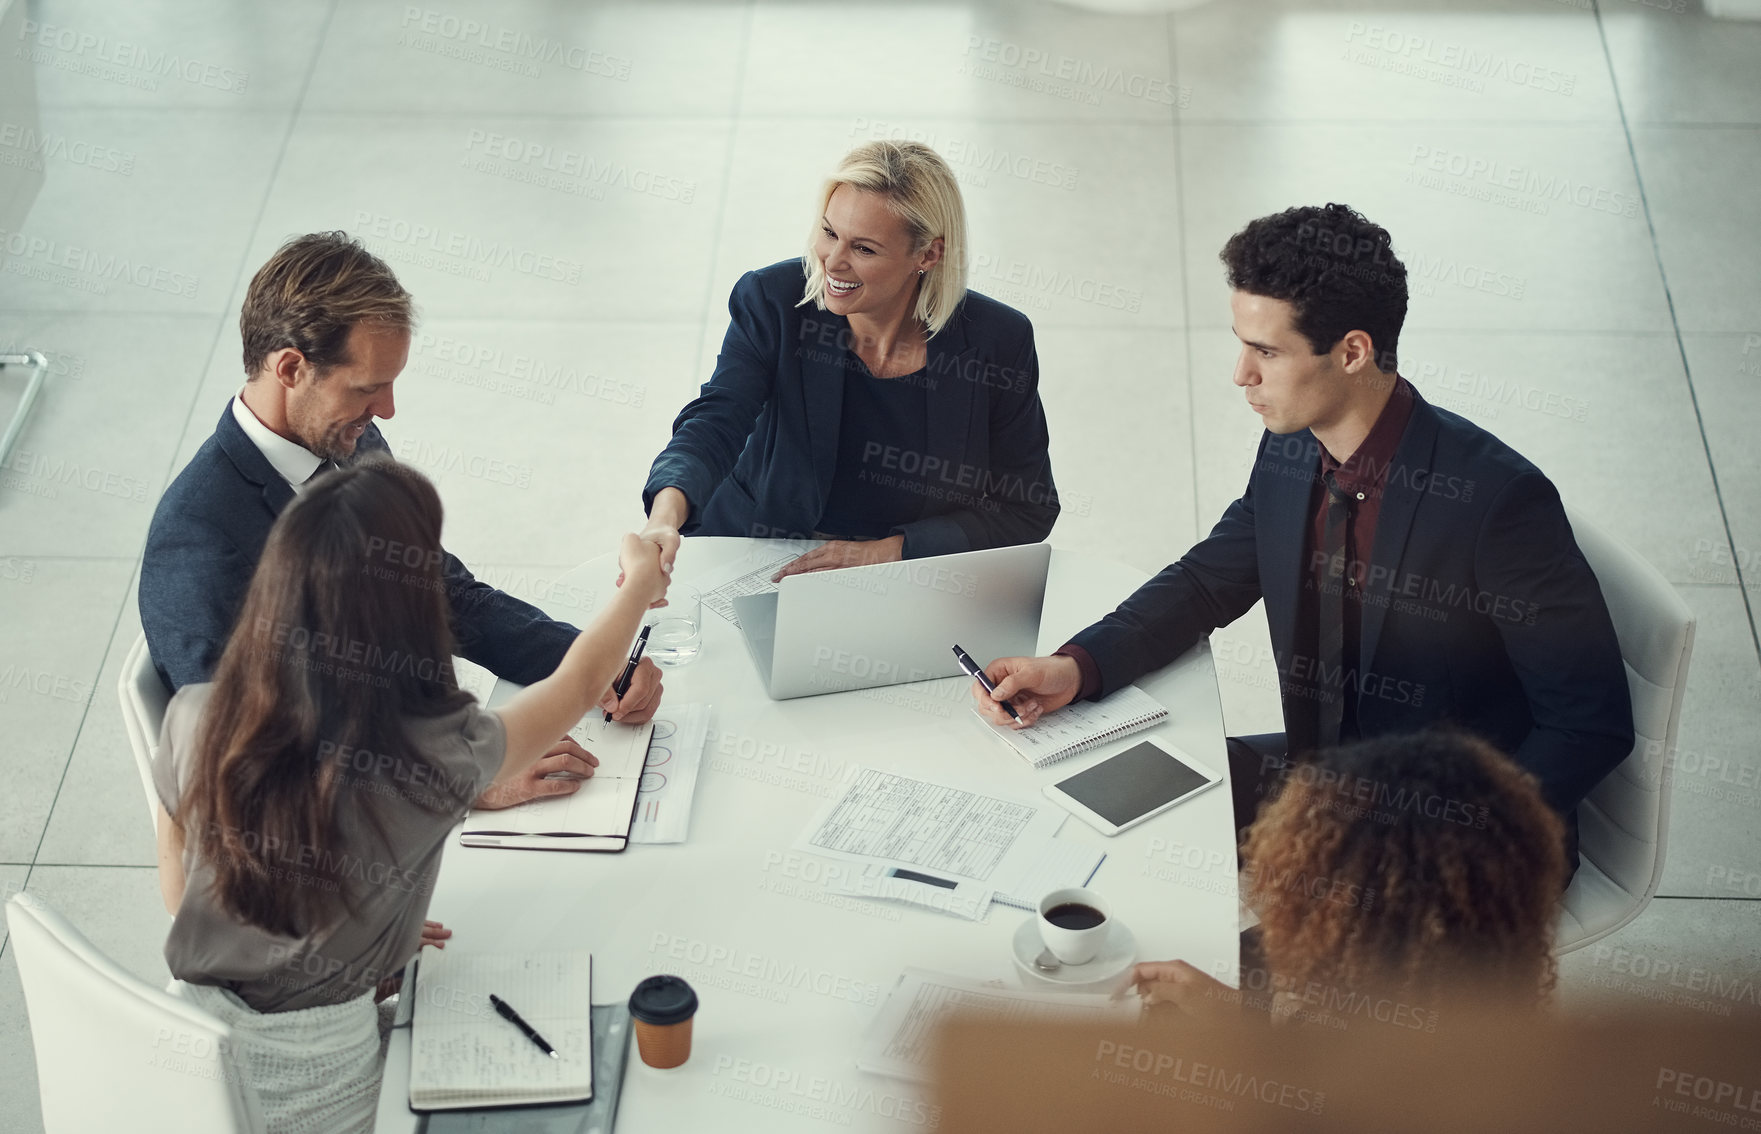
[600,656,663,723]
[970,654,1083,728]
[471,736,600,809]
[771,535,904,581]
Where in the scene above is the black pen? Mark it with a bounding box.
[951,643,1019,721]
[489,993,558,1059]
[605,624,651,722]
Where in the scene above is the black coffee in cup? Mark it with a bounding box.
[1044,902,1106,931]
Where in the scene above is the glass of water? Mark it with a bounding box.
[643,585,701,667]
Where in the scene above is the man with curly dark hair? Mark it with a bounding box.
[1132,730,1566,1023]
[972,203,1632,880]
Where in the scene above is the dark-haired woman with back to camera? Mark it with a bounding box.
[638,139,1060,583]
[150,456,669,1133]
[1132,730,1565,1029]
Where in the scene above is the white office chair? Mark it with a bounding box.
[1554,508,1696,953]
[5,892,263,1133]
[119,633,171,830]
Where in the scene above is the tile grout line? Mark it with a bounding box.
[692,3,753,337]
[10,0,346,937]
[1169,15,1201,553]
[1590,0,1761,668]
[156,0,343,495]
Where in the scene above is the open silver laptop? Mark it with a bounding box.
[731,543,1052,700]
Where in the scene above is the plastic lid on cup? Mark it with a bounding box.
[629,975,698,1026]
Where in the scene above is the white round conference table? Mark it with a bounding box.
[377,537,1239,1133]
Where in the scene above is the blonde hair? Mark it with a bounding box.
[800,141,967,337]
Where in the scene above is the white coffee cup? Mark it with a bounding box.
[1037,887,1110,965]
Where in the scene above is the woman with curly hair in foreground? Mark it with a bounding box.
[1133,729,1564,1027]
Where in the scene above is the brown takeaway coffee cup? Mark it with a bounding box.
[629,975,698,1069]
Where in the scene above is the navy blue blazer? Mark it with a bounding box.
[643,259,1059,557]
[1071,391,1634,836]
[140,406,577,693]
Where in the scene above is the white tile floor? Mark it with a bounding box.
[2,0,1758,1128]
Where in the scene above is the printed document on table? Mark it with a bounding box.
[696,551,801,627]
[796,767,1065,894]
[858,968,1136,1082]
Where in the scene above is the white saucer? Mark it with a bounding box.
[1011,916,1137,995]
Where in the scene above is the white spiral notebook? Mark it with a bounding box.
[978,685,1170,769]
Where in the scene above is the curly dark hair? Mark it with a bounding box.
[1242,729,1563,1014]
[1219,203,1407,373]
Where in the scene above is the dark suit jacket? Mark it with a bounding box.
[643,259,1059,557]
[140,406,577,693]
[1070,391,1634,844]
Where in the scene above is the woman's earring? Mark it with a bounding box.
[918,269,925,276]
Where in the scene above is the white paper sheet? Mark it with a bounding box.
[820,864,993,921]
[858,968,1137,1082]
[628,703,710,844]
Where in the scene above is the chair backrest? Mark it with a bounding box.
[5,893,262,1133]
[1559,507,1696,949]
[118,633,171,829]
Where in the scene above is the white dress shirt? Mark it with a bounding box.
[231,391,324,491]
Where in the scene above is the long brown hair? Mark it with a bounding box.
[183,456,471,937]
[1243,730,1564,1011]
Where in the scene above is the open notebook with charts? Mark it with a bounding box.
[458,714,654,852]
